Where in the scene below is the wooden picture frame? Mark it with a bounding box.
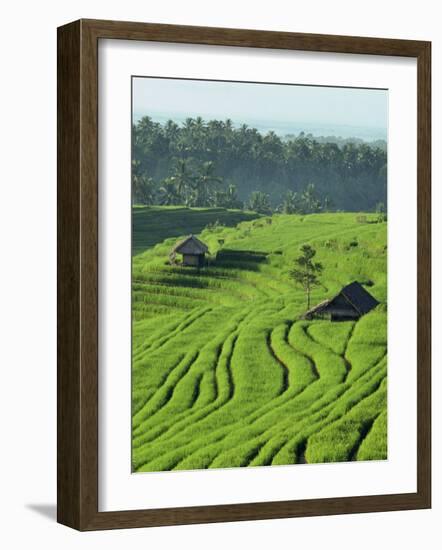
[57,18,431,531]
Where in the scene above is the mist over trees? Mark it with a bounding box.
[132,116,387,212]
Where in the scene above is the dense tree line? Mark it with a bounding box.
[284,133,387,152]
[132,116,387,212]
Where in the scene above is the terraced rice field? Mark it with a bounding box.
[132,207,387,471]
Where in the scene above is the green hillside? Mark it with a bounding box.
[132,207,387,471]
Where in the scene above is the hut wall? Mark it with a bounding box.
[329,308,360,321]
[325,294,360,321]
[182,253,204,267]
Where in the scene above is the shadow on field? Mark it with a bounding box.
[132,207,260,254]
[214,249,268,271]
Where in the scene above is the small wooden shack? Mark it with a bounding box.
[302,281,379,321]
[170,234,209,267]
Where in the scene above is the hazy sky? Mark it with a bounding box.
[132,77,388,134]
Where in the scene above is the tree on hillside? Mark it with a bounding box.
[171,158,194,204]
[301,183,322,213]
[249,191,272,214]
[213,183,243,209]
[132,160,156,205]
[133,175,156,205]
[281,190,302,214]
[190,161,223,207]
[158,178,181,205]
[281,186,333,215]
[290,244,323,310]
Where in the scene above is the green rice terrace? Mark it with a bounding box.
[132,206,388,472]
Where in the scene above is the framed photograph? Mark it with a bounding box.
[57,19,431,530]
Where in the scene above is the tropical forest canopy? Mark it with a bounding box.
[132,116,387,213]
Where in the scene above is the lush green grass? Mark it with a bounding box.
[131,206,387,471]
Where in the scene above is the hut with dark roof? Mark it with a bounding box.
[170,234,209,267]
[302,281,379,321]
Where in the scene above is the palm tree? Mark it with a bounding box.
[163,120,180,145]
[282,190,302,214]
[191,161,222,206]
[132,160,155,205]
[158,178,181,205]
[136,116,154,133]
[224,118,233,131]
[183,117,195,131]
[171,159,194,203]
[225,184,242,209]
[301,183,322,213]
[213,183,242,209]
[132,175,156,205]
[249,191,271,214]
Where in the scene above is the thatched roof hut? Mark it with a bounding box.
[302,281,379,321]
[170,235,209,267]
